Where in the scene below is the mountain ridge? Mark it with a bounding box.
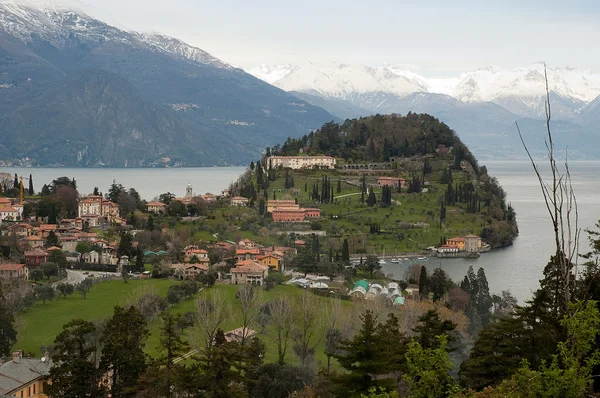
[0,1,337,167]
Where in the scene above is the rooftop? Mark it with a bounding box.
[0,356,52,395]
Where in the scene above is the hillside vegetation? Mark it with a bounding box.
[233,113,518,251]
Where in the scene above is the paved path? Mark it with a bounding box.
[52,269,86,287]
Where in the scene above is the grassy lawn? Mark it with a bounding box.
[15,279,177,355]
[146,283,356,368]
[254,168,485,254]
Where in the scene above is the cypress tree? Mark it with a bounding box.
[418,266,429,300]
[13,173,18,189]
[342,239,350,263]
[28,174,34,195]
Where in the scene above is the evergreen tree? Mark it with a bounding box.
[412,310,456,350]
[93,186,100,196]
[476,267,492,327]
[332,310,396,394]
[13,173,18,189]
[337,179,342,193]
[429,268,449,302]
[342,239,350,263]
[101,306,148,398]
[48,203,57,224]
[135,246,144,272]
[258,199,265,216]
[28,174,33,195]
[366,189,377,207]
[419,266,429,299]
[117,231,134,260]
[0,283,17,357]
[147,214,155,231]
[46,319,105,398]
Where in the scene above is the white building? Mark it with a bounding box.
[267,156,336,170]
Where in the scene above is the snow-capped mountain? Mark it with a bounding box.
[0,0,232,69]
[0,0,334,166]
[248,62,600,121]
[249,62,600,159]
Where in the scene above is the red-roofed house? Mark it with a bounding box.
[22,235,44,249]
[25,250,48,266]
[0,263,28,280]
[183,245,209,262]
[236,249,260,263]
[7,223,33,238]
[0,206,19,221]
[377,176,406,188]
[231,260,269,285]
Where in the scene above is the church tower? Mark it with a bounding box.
[185,183,193,199]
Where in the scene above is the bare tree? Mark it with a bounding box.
[268,297,294,365]
[193,291,230,348]
[516,63,580,315]
[292,292,328,366]
[236,285,263,345]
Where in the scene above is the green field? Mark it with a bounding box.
[15,279,176,355]
[146,283,357,367]
[15,279,359,368]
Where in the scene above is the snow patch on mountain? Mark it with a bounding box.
[0,1,234,69]
[249,62,600,106]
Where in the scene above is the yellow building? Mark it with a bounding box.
[445,237,465,251]
[0,352,51,397]
[257,254,281,271]
[445,235,482,253]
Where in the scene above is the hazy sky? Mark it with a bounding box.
[83,0,600,76]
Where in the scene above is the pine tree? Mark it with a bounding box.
[28,174,33,195]
[46,320,104,398]
[476,267,492,327]
[101,306,148,397]
[419,266,429,299]
[342,239,350,263]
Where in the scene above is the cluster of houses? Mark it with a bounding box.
[0,218,134,281]
[166,238,299,286]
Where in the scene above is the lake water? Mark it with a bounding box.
[3,161,599,302]
[382,160,600,303]
[0,167,247,200]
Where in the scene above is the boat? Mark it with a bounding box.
[417,256,428,261]
[378,259,387,265]
[403,257,409,261]
[391,258,400,263]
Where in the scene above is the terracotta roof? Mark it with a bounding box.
[25,250,48,257]
[39,224,57,231]
[236,249,260,255]
[0,264,25,271]
[46,246,62,251]
[147,201,166,206]
[232,261,269,273]
[448,237,465,242]
[185,263,209,271]
[23,235,43,241]
[0,207,18,212]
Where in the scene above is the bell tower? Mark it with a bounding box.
[185,183,193,199]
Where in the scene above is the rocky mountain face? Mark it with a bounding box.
[0,1,336,166]
[249,63,600,159]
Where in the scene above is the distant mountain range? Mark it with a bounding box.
[0,0,336,167]
[249,63,600,159]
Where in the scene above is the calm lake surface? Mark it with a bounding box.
[3,161,600,302]
[1,167,247,200]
